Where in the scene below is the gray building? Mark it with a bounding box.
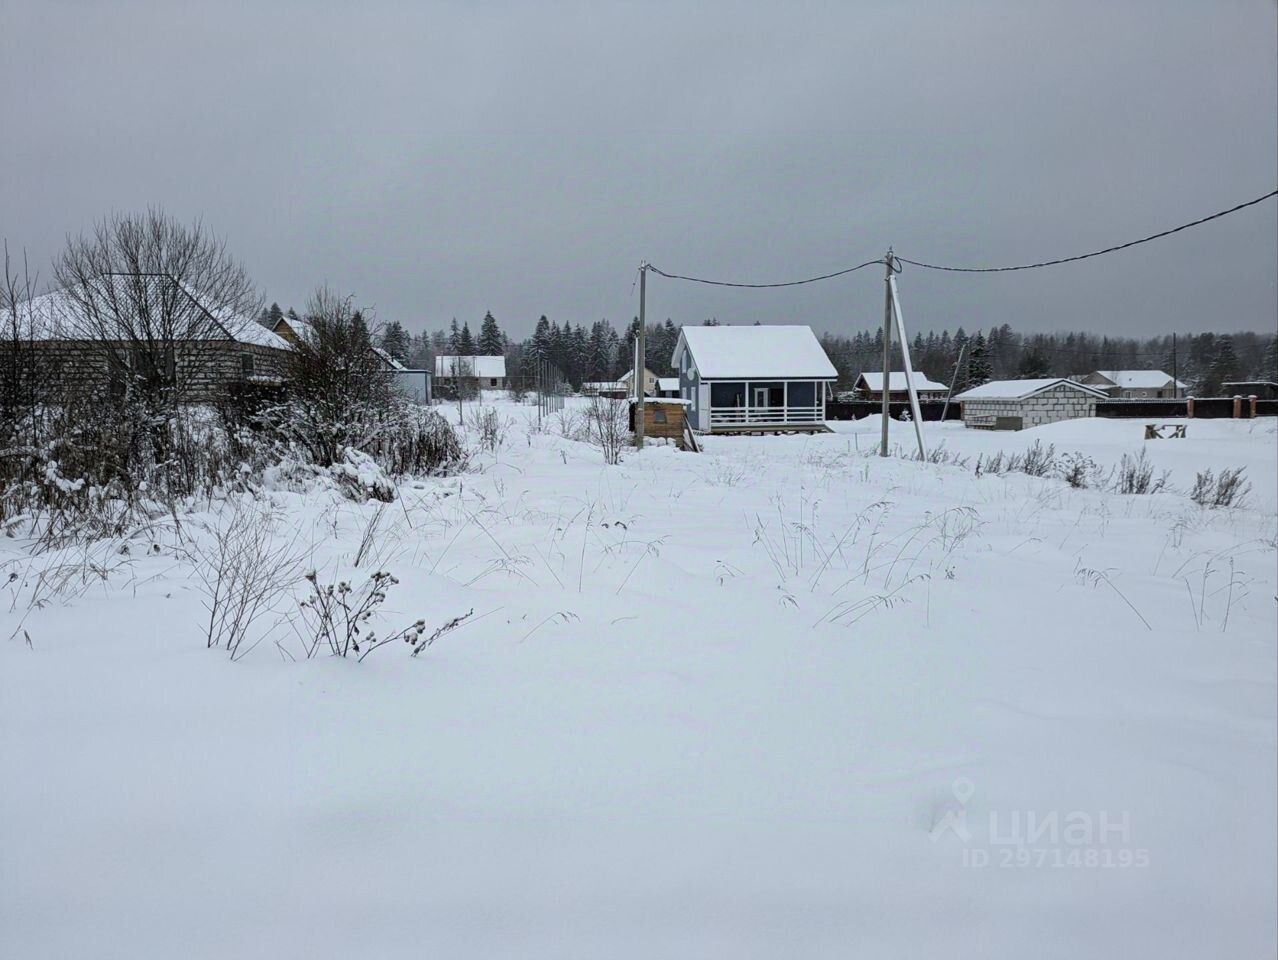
[955,378,1107,430]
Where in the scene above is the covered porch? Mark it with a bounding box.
[704,379,830,433]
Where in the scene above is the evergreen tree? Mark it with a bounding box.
[1017,350,1051,378]
[477,311,504,355]
[458,321,475,355]
[1261,336,1278,382]
[448,318,461,353]
[380,320,411,361]
[1204,337,1239,395]
[966,331,992,388]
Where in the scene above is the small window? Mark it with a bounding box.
[653,407,667,423]
[241,353,256,378]
[490,378,497,387]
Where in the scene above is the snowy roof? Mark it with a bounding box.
[370,345,406,371]
[1090,370,1187,389]
[856,371,947,392]
[955,378,1108,402]
[674,325,837,380]
[656,377,680,391]
[619,367,655,383]
[24,277,289,350]
[433,355,506,378]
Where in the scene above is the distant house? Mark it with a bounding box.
[619,367,659,398]
[955,378,1107,430]
[1221,380,1278,400]
[1081,370,1186,399]
[24,276,292,401]
[433,354,507,390]
[581,380,627,398]
[854,371,948,402]
[672,325,836,434]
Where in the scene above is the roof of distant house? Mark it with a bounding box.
[24,276,289,350]
[433,355,506,378]
[1090,370,1187,389]
[674,325,837,380]
[370,345,406,371]
[955,378,1108,402]
[656,377,680,391]
[856,371,948,392]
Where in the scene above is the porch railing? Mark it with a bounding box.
[709,404,825,427]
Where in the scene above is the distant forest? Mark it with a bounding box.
[259,302,1277,397]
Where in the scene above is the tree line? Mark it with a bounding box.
[253,307,1276,398]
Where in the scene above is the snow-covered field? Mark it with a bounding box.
[3,401,1275,958]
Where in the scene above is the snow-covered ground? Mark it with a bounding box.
[3,401,1275,958]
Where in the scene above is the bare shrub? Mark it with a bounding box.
[191,499,306,660]
[474,405,509,453]
[1020,440,1057,477]
[1116,449,1168,495]
[294,569,426,661]
[1190,467,1250,509]
[586,395,628,465]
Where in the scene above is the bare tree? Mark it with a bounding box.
[52,208,259,411]
[0,242,40,462]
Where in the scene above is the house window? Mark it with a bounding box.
[241,353,256,378]
[490,378,497,387]
[653,407,667,423]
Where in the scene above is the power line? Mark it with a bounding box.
[646,258,885,289]
[897,189,1277,273]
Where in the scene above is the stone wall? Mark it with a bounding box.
[962,384,1097,430]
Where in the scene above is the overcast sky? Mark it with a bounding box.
[2,1,1275,340]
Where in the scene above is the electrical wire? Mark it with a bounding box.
[646,258,885,288]
[897,190,1277,273]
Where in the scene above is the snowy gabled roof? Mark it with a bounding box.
[856,371,947,392]
[370,345,406,371]
[955,378,1108,402]
[1090,370,1186,389]
[656,377,680,391]
[24,278,289,350]
[433,355,506,378]
[673,325,837,380]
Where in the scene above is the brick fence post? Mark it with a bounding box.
[1250,395,1258,419]
[1232,395,1242,419]
[1186,396,1195,419]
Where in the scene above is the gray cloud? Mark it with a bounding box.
[2,0,1274,339]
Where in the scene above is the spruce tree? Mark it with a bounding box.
[448,318,461,353]
[458,321,475,355]
[966,332,993,388]
[477,311,503,355]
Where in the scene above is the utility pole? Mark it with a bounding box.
[880,249,894,457]
[940,341,967,423]
[635,262,648,449]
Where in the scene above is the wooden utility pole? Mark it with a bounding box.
[635,263,648,449]
[880,250,894,457]
[940,341,967,423]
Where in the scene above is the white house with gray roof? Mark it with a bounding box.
[1081,369,1187,399]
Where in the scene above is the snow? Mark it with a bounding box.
[675,324,838,379]
[656,377,680,392]
[434,355,507,378]
[954,377,1107,401]
[2,399,1275,958]
[857,371,948,392]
